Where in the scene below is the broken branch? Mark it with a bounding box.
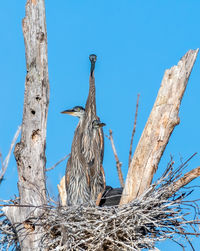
[106,129,124,187]
[0,125,21,183]
[120,49,199,205]
[128,94,140,168]
[169,166,200,197]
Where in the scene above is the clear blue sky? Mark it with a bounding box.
[0,1,200,250]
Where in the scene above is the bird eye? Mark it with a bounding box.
[75,107,80,112]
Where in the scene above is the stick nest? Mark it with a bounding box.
[1,162,200,250]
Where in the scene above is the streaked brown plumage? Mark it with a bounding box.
[80,55,106,205]
[61,106,91,206]
[61,55,106,206]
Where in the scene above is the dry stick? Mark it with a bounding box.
[0,125,21,182]
[46,154,70,172]
[106,130,124,187]
[176,226,195,251]
[47,154,70,207]
[128,94,140,168]
[120,49,199,205]
[169,166,200,197]
[0,154,4,175]
[2,167,200,208]
[48,154,70,206]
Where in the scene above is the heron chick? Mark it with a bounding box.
[89,54,97,77]
[61,54,106,207]
[61,105,91,206]
[61,106,85,118]
[92,119,106,129]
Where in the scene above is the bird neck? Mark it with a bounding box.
[85,74,96,117]
[90,61,95,76]
[79,114,85,124]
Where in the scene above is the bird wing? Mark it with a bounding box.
[78,131,92,189]
[65,157,71,188]
[99,126,104,163]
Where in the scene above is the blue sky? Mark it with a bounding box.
[0,1,200,250]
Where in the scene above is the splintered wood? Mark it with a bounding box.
[120,49,199,205]
[58,176,67,206]
[3,0,49,250]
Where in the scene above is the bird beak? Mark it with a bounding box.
[98,122,106,128]
[61,109,75,115]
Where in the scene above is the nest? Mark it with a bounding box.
[0,213,20,251]
[0,161,200,251]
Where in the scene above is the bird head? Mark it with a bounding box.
[89,54,97,77]
[61,106,85,118]
[92,119,106,129]
[89,54,97,63]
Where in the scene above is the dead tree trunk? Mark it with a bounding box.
[120,49,199,205]
[3,0,49,250]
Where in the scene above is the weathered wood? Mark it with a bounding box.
[107,129,124,187]
[169,166,200,197]
[58,176,67,206]
[128,94,140,169]
[0,126,21,184]
[3,0,49,250]
[120,49,199,205]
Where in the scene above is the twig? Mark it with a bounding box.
[169,166,200,197]
[0,125,21,183]
[0,153,4,174]
[128,94,140,168]
[177,226,195,251]
[106,130,124,187]
[46,154,70,172]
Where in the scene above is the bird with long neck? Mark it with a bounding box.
[61,106,91,206]
[81,55,106,205]
[61,55,106,206]
[82,54,99,161]
[90,119,106,205]
[85,54,97,120]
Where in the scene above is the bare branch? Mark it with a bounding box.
[0,153,4,180]
[106,129,124,187]
[128,94,140,168]
[46,154,70,172]
[48,154,70,207]
[120,49,199,205]
[169,166,200,197]
[0,125,21,183]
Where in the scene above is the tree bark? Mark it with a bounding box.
[120,49,199,205]
[3,0,49,250]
